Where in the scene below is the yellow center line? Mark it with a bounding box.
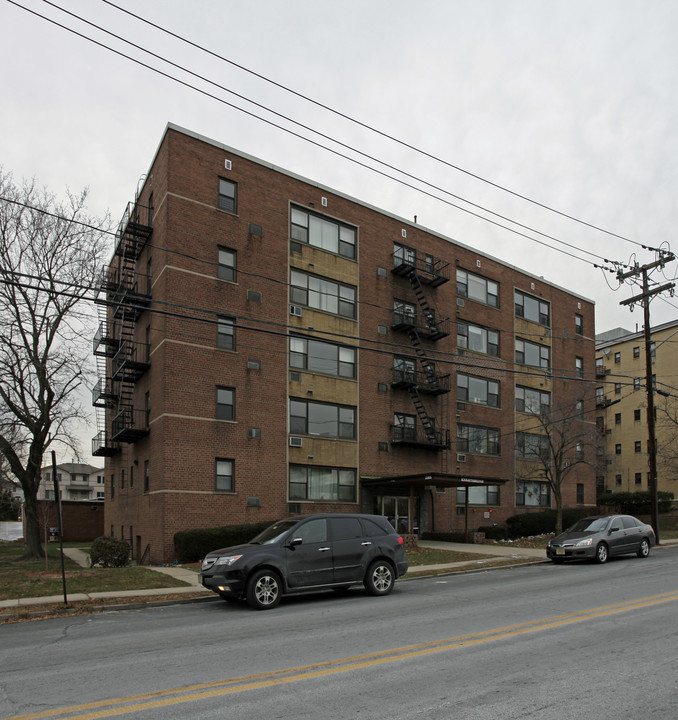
[5,590,678,720]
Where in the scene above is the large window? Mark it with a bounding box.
[457,424,500,455]
[515,386,550,414]
[290,207,356,259]
[216,459,234,492]
[290,336,355,378]
[289,465,356,502]
[218,247,236,282]
[290,399,355,439]
[393,413,416,442]
[218,178,237,213]
[217,316,235,350]
[456,485,500,506]
[456,270,499,307]
[515,290,550,326]
[515,338,550,369]
[457,373,499,407]
[394,299,416,325]
[457,322,499,356]
[516,431,550,461]
[516,481,550,507]
[290,270,356,318]
[216,387,235,421]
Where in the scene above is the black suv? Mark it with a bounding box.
[200,513,408,610]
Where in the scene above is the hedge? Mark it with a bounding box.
[89,536,130,568]
[597,490,674,515]
[505,508,592,538]
[174,521,274,563]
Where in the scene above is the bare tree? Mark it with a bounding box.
[515,392,599,535]
[0,170,109,558]
[655,393,678,489]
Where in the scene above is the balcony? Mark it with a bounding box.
[392,250,450,287]
[111,408,149,444]
[391,310,450,340]
[110,270,152,321]
[391,367,451,395]
[114,201,153,260]
[92,430,120,457]
[93,322,119,358]
[92,377,118,408]
[112,340,150,382]
[595,364,609,379]
[390,424,451,450]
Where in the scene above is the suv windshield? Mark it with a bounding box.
[568,517,609,533]
[250,519,298,545]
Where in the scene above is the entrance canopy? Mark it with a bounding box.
[361,472,506,491]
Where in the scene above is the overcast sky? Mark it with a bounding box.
[2,0,677,464]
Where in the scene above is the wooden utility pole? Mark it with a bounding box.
[618,255,675,543]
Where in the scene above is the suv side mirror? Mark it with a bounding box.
[288,537,303,548]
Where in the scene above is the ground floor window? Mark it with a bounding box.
[289,465,356,502]
[372,495,419,534]
[456,485,500,506]
[516,481,550,507]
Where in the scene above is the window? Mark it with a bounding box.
[217,316,235,350]
[289,465,356,502]
[393,242,415,267]
[634,409,641,422]
[516,432,549,461]
[615,474,622,486]
[393,356,417,384]
[456,485,499,506]
[290,270,356,318]
[289,399,355,439]
[634,378,641,390]
[393,413,416,442]
[635,472,642,486]
[110,474,115,500]
[290,336,356,378]
[576,442,584,461]
[120,470,125,489]
[516,481,550,507]
[575,314,583,335]
[576,483,584,503]
[290,207,356,259]
[615,413,621,425]
[633,346,640,359]
[575,357,583,378]
[515,290,550,326]
[634,440,642,453]
[144,461,149,493]
[457,424,500,455]
[515,386,550,414]
[614,352,621,364]
[458,373,499,407]
[218,247,236,282]
[458,322,499,356]
[130,466,134,489]
[614,383,621,394]
[515,339,550,369]
[217,387,235,421]
[394,299,416,325]
[216,459,234,492]
[456,269,499,307]
[218,178,237,212]
[615,444,622,455]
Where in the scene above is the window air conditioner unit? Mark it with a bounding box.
[290,305,302,317]
[456,453,466,463]
[289,436,303,447]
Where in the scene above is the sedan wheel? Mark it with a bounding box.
[637,537,651,558]
[246,569,282,610]
[595,543,609,564]
[364,560,395,596]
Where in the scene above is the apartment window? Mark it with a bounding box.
[457,373,499,407]
[634,409,641,422]
[615,444,622,455]
[576,442,584,461]
[515,339,550,369]
[218,247,236,282]
[456,269,499,307]
[576,483,584,503]
[218,178,237,212]
[217,316,235,350]
[635,472,642,486]
[290,206,356,259]
[456,485,499,506]
[614,383,621,394]
[216,459,234,492]
[130,466,134,489]
[393,242,416,267]
[515,386,551,415]
[289,464,356,502]
[634,440,642,453]
[575,357,583,378]
[110,474,115,500]
[457,424,500,456]
[614,352,621,364]
[290,336,356,378]
[290,270,356,318]
[634,378,641,390]
[516,481,550,507]
[289,399,355,439]
[217,387,235,421]
[615,413,621,425]
[393,413,416,442]
[120,470,125,489]
[394,299,417,325]
[393,356,417,384]
[615,474,622,486]
[516,432,549,461]
[144,461,149,493]
[633,346,640,359]
[458,322,499,356]
[515,290,550,326]
[575,314,583,335]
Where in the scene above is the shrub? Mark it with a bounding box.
[506,507,591,538]
[477,524,509,541]
[174,521,274,563]
[598,491,674,515]
[89,536,130,568]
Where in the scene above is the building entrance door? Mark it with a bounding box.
[379,496,413,534]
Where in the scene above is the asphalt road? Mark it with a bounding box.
[1,547,677,720]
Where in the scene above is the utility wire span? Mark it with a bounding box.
[7,0,630,273]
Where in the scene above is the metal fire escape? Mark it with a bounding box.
[391,247,451,449]
[92,200,152,456]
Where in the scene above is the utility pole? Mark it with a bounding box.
[618,254,675,544]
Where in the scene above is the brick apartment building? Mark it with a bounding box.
[93,123,597,563]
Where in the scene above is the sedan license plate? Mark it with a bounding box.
[556,548,565,556]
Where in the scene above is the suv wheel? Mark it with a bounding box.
[364,560,395,596]
[246,569,282,610]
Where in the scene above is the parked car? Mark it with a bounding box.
[546,514,656,564]
[200,513,409,610]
